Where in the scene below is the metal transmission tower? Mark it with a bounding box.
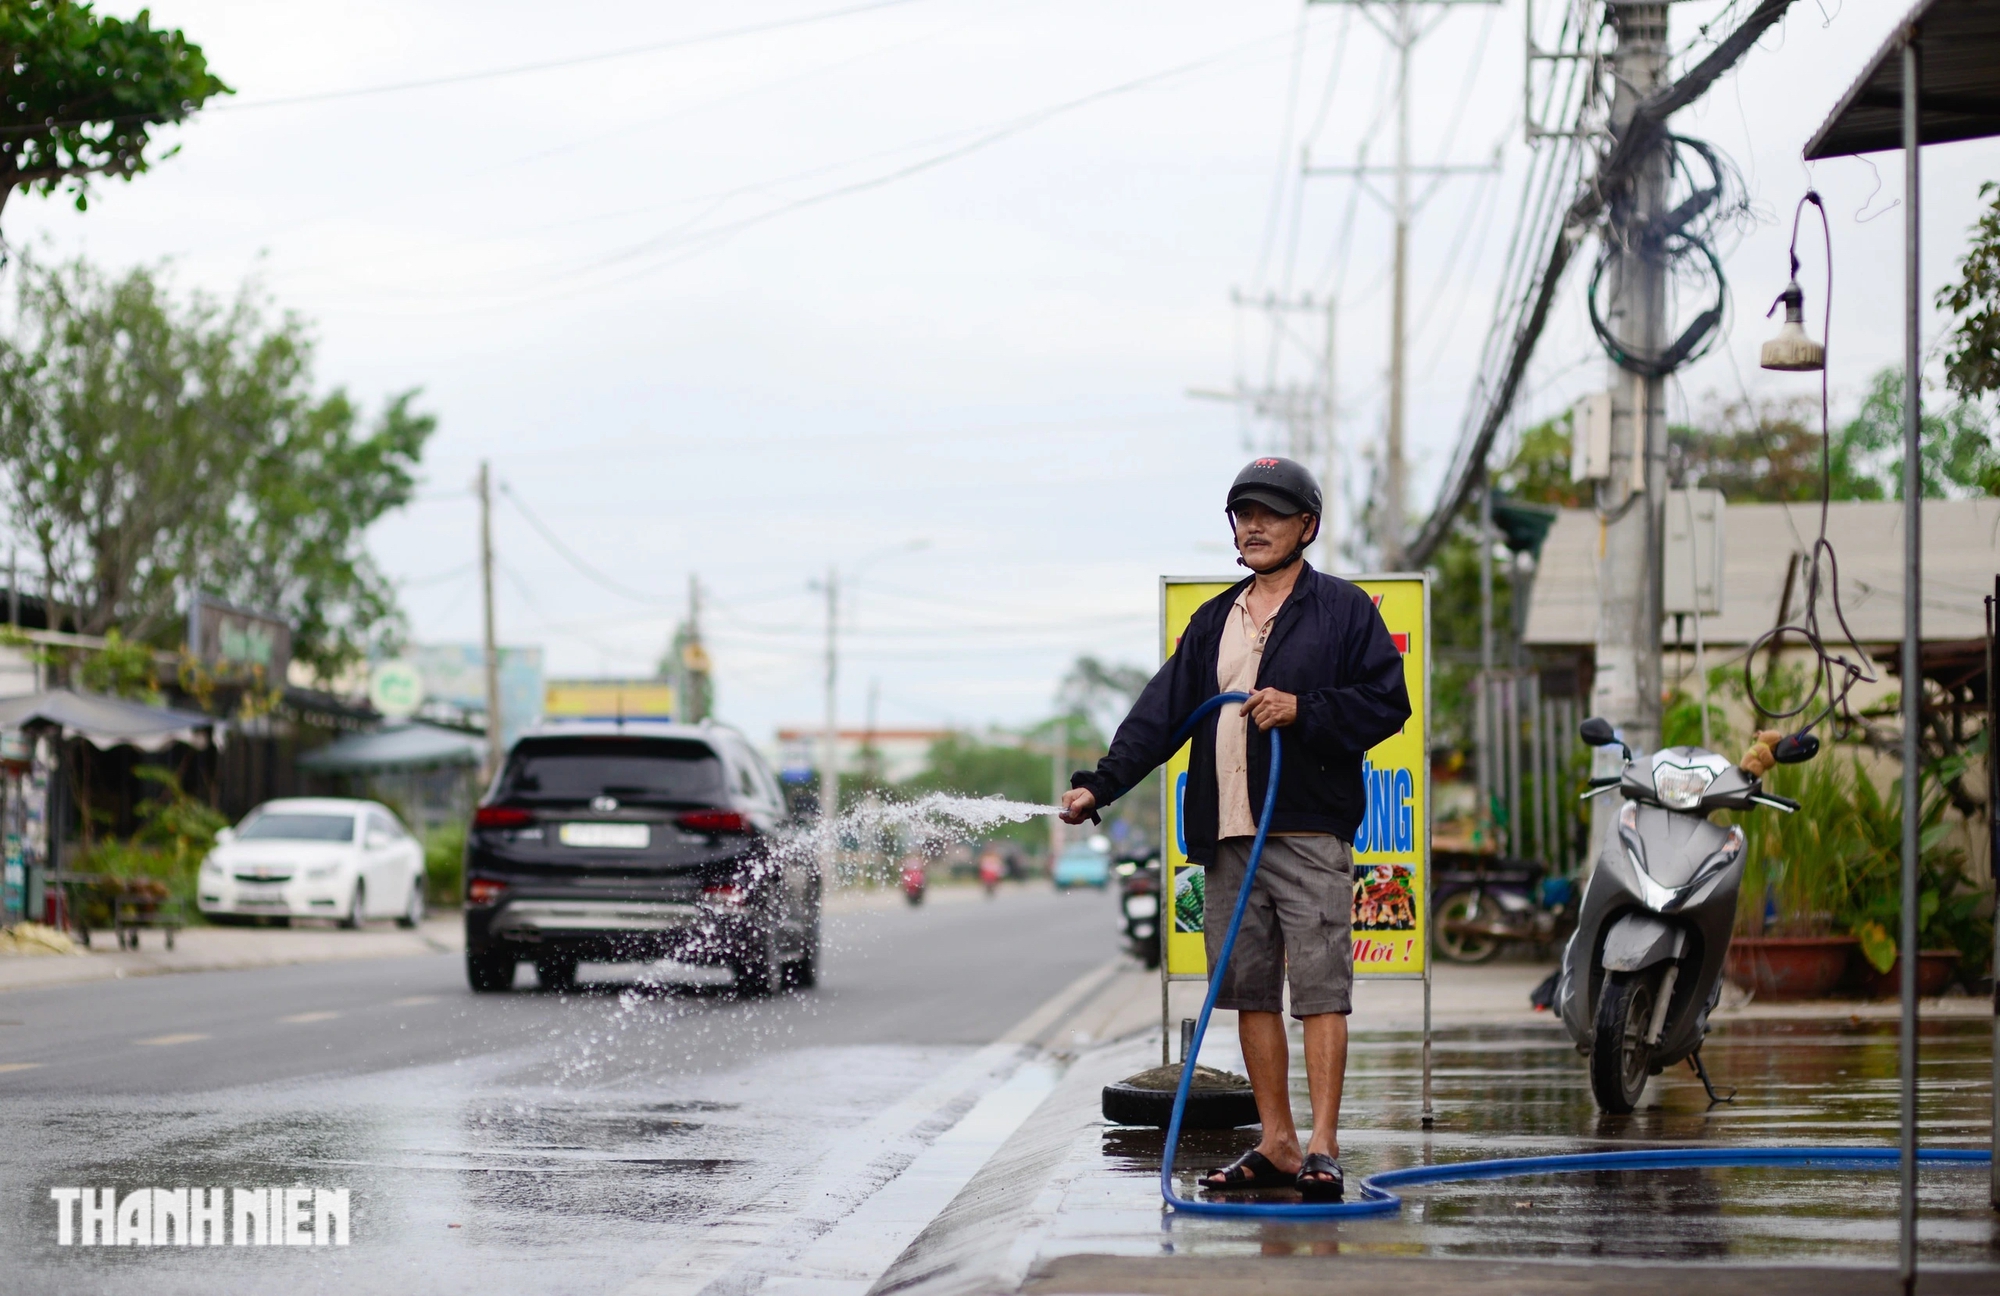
[1306,0,1499,569]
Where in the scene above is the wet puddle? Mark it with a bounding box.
[1078,1017,1998,1267]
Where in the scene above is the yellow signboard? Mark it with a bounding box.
[1161,573,1430,981]
[544,679,678,721]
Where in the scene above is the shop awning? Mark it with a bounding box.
[1804,0,2000,158]
[298,722,484,773]
[0,689,218,752]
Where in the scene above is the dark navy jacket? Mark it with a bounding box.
[1072,564,1411,862]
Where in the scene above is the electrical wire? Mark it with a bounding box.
[223,0,936,111]
[496,482,679,609]
[1740,191,1879,737]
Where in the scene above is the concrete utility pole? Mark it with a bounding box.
[819,565,839,878]
[477,461,502,781]
[1590,2,1670,771]
[1308,0,1499,567]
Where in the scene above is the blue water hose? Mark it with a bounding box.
[1153,693,1992,1220]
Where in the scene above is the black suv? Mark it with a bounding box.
[462,722,817,994]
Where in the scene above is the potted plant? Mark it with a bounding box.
[1837,759,1993,999]
[1725,755,1863,999]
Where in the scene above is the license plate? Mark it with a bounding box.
[559,822,650,850]
[1123,894,1159,919]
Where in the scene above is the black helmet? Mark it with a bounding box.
[1227,457,1322,518]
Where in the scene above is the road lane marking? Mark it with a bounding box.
[135,1033,210,1046]
[391,996,439,1006]
[618,959,1117,1296]
[0,1062,41,1072]
[279,1011,341,1024]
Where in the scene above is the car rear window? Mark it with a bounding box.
[240,813,357,842]
[502,738,726,805]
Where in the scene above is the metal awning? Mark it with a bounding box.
[1804,0,2000,158]
[0,688,217,751]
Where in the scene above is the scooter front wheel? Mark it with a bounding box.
[1590,969,1658,1113]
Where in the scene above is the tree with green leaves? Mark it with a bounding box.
[0,256,434,679]
[1940,180,2000,405]
[0,2,227,226]
[1839,367,1999,499]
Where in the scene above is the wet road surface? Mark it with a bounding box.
[1056,1014,1998,1273]
[0,883,1119,1295]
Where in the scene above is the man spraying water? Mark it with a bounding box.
[1059,457,1410,1200]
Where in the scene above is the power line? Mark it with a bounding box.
[496,482,678,608]
[222,0,935,111]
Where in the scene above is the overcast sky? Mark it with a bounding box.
[11,1,1999,749]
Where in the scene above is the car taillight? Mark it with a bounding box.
[467,878,508,906]
[700,884,749,908]
[474,806,533,829]
[678,810,746,833]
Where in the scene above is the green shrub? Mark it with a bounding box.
[423,821,465,909]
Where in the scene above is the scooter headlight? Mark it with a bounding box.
[1654,764,1715,811]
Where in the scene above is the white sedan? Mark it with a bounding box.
[197,798,427,929]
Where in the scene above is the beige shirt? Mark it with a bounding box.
[1215,586,1278,840]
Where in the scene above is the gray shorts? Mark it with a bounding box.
[1202,835,1354,1018]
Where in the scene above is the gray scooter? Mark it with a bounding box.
[1557,717,1814,1112]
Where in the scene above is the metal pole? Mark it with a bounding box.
[1897,32,1922,1293]
[820,566,840,883]
[477,462,501,782]
[1479,479,1494,844]
[1382,0,1411,568]
[1987,576,1998,1211]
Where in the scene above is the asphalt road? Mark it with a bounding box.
[0,882,1121,1295]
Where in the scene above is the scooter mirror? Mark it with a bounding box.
[1578,717,1618,747]
[1772,732,1820,764]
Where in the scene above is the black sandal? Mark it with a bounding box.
[1199,1148,1295,1192]
[1296,1151,1344,1201]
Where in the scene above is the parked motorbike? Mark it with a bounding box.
[1435,853,1577,964]
[1557,716,1814,1113]
[900,854,928,907]
[1114,852,1163,970]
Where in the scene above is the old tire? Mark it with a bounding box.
[468,948,517,992]
[1102,1064,1260,1129]
[1590,969,1658,1114]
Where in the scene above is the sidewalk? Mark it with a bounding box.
[0,916,463,993]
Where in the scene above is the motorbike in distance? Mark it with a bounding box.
[978,847,1005,898]
[1556,716,1815,1113]
[900,853,928,907]
[1114,850,1163,969]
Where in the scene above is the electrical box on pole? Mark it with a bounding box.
[1568,392,1613,482]
[1662,488,1724,618]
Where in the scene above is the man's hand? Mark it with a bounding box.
[1244,687,1298,731]
[1059,787,1098,824]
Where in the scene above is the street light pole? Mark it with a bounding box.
[819,565,839,882]
[477,461,501,782]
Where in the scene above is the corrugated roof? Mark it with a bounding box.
[1804,0,2000,160]
[1522,498,2000,648]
